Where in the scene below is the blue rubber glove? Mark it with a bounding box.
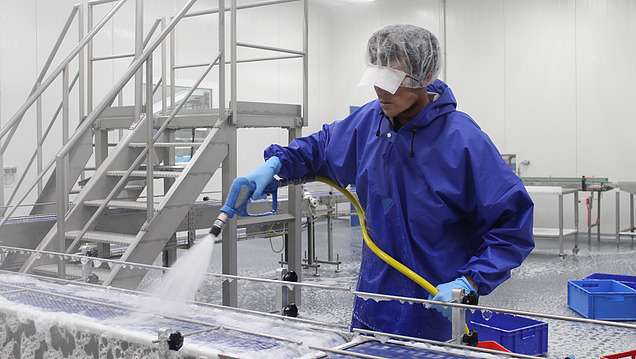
[245,156,282,200]
[427,276,477,321]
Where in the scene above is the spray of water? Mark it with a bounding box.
[140,233,216,316]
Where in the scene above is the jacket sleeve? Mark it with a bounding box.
[263,116,362,188]
[458,180,535,295]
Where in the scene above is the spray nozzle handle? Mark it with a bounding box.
[220,177,279,218]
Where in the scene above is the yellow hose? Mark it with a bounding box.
[315,176,471,336]
[315,176,438,296]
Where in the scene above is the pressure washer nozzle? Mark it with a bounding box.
[210,211,231,236]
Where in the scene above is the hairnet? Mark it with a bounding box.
[359,24,443,93]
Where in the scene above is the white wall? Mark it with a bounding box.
[1,0,636,233]
[319,0,636,234]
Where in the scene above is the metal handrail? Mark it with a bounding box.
[63,53,221,256]
[5,72,81,208]
[50,0,201,264]
[59,1,197,159]
[0,0,128,141]
[0,5,80,154]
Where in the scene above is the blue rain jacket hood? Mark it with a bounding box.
[264,80,534,341]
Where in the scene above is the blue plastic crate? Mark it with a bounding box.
[583,273,636,290]
[468,311,548,355]
[568,280,636,320]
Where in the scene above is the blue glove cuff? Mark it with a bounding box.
[456,276,477,293]
[265,156,282,175]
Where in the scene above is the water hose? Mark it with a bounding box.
[314,176,473,337]
[314,176,438,296]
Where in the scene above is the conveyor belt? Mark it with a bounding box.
[315,338,500,359]
[0,273,347,358]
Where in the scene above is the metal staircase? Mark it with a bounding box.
[0,0,308,303]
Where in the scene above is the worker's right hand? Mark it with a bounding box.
[428,276,476,321]
[245,156,282,200]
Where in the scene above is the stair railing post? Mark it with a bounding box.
[78,3,85,122]
[36,82,43,194]
[134,0,144,124]
[63,64,70,144]
[161,17,168,116]
[146,57,155,221]
[56,155,68,279]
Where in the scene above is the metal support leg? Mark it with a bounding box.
[451,288,466,345]
[326,201,334,262]
[573,191,579,254]
[616,190,621,244]
[162,233,177,267]
[559,193,564,258]
[306,217,314,266]
[587,191,594,245]
[597,190,601,242]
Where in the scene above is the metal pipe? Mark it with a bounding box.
[4,73,80,207]
[87,3,94,113]
[352,291,636,330]
[1,244,349,292]
[0,0,128,141]
[302,0,308,127]
[36,83,43,194]
[134,0,144,124]
[145,58,154,221]
[59,0,199,159]
[91,53,136,62]
[55,156,67,278]
[143,18,162,49]
[62,65,70,144]
[88,0,121,5]
[231,0,237,123]
[170,17,176,117]
[236,42,305,56]
[78,3,85,122]
[161,18,168,116]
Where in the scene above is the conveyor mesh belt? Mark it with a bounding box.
[0,274,500,359]
[330,340,492,359]
[0,274,346,358]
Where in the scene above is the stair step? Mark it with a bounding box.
[33,263,111,281]
[107,170,181,178]
[65,230,137,246]
[129,142,203,148]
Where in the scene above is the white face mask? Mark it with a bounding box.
[358,66,407,95]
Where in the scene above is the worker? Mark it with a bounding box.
[244,24,535,341]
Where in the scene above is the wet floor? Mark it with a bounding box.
[192,217,636,358]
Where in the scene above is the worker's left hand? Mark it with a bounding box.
[427,276,476,321]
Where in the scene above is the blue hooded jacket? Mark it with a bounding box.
[264,80,534,341]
